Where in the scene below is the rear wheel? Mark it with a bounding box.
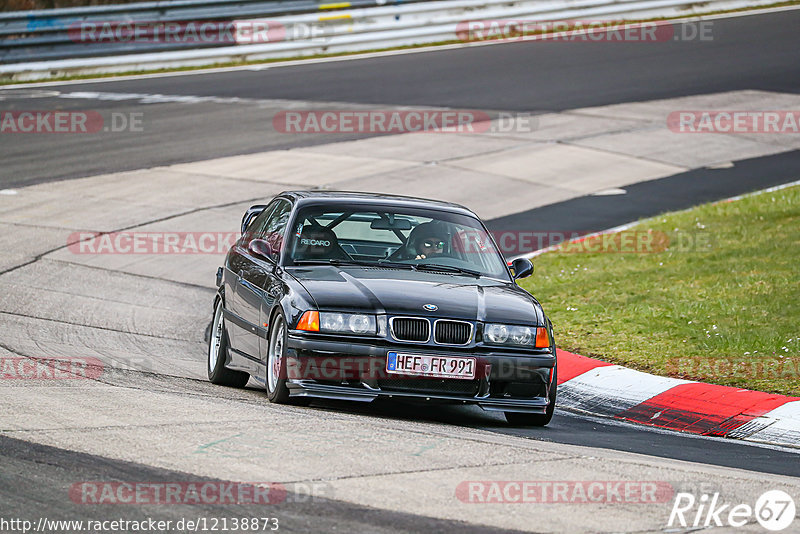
[208,299,250,388]
[505,366,557,427]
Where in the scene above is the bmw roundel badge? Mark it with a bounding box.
[423,304,438,312]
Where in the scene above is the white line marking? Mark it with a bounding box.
[592,188,627,196]
[706,161,734,169]
[59,91,253,105]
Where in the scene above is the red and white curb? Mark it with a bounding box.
[557,349,800,448]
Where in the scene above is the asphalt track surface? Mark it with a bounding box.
[0,433,516,533]
[1,9,799,186]
[2,8,800,531]
[2,376,798,529]
[3,159,800,528]
[486,149,800,235]
[325,397,800,478]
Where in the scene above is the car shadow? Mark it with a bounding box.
[303,397,521,429]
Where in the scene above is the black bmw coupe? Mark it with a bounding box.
[208,191,557,426]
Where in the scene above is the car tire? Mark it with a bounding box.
[208,299,250,388]
[265,310,310,406]
[505,365,557,427]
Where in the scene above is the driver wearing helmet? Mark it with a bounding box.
[408,222,450,260]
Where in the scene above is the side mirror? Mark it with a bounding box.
[241,205,268,235]
[248,239,274,261]
[511,258,534,280]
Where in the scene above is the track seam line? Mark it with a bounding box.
[270,457,583,485]
[0,311,202,343]
[551,139,691,171]
[0,194,272,277]
[46,258,216,292]
[0,279,209,310]
[434,160,589,193]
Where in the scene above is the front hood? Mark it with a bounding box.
[287,266,544,325]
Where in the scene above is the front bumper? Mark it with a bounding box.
[285,334,555,413]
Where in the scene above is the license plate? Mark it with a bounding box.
[386,351,476,380]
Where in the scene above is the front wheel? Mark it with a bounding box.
[505,366,557,427]
[266,311,310,406]
[208,299,250,388]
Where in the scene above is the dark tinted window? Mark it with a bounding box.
[259,200,292,260]
[287,204,510,279]
[244,201,278,241]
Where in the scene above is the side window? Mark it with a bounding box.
[244,201,278,242]
[259,200,292,260]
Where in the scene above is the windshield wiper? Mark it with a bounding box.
[330,259,416,270]
[375,260,418,270]
[415,263,481,277]
[292,259,478,276]
[293,259,414,270]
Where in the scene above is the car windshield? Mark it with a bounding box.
[287,204,510,279]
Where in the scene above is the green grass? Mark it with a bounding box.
[519,184,800,396]
[2,0,798,85]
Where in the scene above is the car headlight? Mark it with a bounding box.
[484,323,550,348]
[320,312,377,335]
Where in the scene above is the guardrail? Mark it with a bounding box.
[0,0,779,81]
[0,0,432,64]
